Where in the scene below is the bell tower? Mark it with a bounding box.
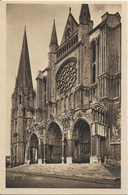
[10,27,35,166]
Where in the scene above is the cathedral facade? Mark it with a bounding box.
[10,4,121,166]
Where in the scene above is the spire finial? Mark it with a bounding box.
[24,25,26,31]
[69,7,71,14]
[53,19,55,24]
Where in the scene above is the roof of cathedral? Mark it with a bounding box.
[50,19,58,46]
[60,8,78,45]
[16,27,33,88]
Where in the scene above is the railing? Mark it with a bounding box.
[57,34,78,60]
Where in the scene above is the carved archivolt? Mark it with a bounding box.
[56,58,77,96]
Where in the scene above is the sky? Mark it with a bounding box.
[6,3,121,155]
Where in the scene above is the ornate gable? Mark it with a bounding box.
[61,12,78,45]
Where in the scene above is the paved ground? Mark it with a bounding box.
[6,163,121,188]
[6,163,120,180]
[6,171,121,188]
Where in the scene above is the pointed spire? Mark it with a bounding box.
[79,4,90,24]
[49,19,58,47]
[17,27,33,88]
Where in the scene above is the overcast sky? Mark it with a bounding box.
[6,3,121,155]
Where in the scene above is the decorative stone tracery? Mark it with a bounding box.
[56,59,77,96]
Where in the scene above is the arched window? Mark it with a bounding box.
[43,77,47,107]
[92,41,96,63]
[91,40,97,84]
[92,63,96,84]
[97,37,100,75]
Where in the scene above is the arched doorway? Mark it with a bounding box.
[46,122,62,163]
[72,119,91,163]
[30,133,38,164]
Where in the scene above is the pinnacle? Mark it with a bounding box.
[49,19,58,46]
[79,4,90,24]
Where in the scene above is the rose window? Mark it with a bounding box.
[56,60,77,95]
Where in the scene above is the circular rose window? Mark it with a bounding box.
[56,59,77,96]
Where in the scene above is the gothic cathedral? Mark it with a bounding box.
[10,4,121,166]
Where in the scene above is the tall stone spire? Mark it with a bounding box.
[79,4,90,25]
[17,27,33,88]
[49,19,58,50]
[11,27,35,166]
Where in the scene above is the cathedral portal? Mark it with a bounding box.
[72,119,91,163]
[45,122,62,163]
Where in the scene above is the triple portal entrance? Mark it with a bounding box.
[29,120,93,164]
